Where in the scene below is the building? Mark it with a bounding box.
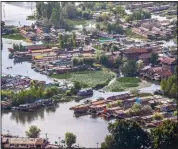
[139,53,151,65]
[1,137,49,148]
[159,57,176,73]
[140,66,172,81]
[123,48,148,61]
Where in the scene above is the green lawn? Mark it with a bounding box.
[52,70,116,88]
[2,33,26,40]
[105,77,141,92]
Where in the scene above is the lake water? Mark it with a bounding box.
[2,2,162,148]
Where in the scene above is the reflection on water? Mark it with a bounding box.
[9,106,59,125]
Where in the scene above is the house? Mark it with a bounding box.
[159,57,176,73]
[139,53,151,65]
[141,66,172,81]
[1,137,49,148]
[123,48,148,61]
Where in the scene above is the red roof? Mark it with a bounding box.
[160,57,176,65]
[151,67,172,77]
[139,53,151,59]
[124,48,148,54]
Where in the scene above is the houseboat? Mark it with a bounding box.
[77,88,93,96]
[72,104,90,114]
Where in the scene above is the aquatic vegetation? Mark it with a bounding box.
[52,70,116,88]
[105,77,140,92]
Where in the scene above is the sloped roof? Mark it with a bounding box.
[124,48,148,54]
[139,53,151,59]
[160,57,176,65]
[151,67,172,77]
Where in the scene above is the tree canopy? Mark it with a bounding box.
[161,75,177,98]
[101,120,151,149]
[25,125,41,138]
[121,60,137,76]
[151,120,178,149]
[150,53,158,65]
[126,10,151,22]
[65,132,77,148]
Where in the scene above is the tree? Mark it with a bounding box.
[64,3,77,19]
[153,112,163,120]
[96,23,100,30]
[65,132,76,148]
[113,56,122,69]
[31,23,35,30]
[82,11,91,19]
[73,81,82,91]
[72,32,76,48]
[121,60,137,76]
[136,60,144,72]
[59,34,64,49]
[25,125,41,138]
[50,8,60,27]
[99,55,111,67]
[101,135,115,149]
[83,57,95,66]
[82,26,87,35]
[151,120,178,149]
[150,53,158,65]
[101,120,151,149]
[160,75,177,98]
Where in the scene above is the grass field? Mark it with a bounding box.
[105,77,141,92]
[52,70,116,88]
[2,33,26,40]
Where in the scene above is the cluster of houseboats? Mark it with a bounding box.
[11,99,57,112]
[70,93,177,128]
[2,74,45,92]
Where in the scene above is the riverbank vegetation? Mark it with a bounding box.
[26,15,36,20]
[52,70,116,89]
[2,33,25,40]
[1,81,60,106]
[105,77,140,92]
[101,119,178,149]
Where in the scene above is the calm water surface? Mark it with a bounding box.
[2,2,162,147]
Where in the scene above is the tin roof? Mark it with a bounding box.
[6,137,46,145]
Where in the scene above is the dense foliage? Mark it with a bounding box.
[65,132,76,148]
[2,81,59,106]
[121,60,137,76]
[126,10,151,22]
[151,120,178,149]
[102,119,178,149]
[161,75,177,98]
[25,125,41,138]
[150,53,159,65]
[101,120,151,149]
[36,2,93,29]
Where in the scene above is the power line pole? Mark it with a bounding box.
[58,137,61,148]
[45,133,48,140]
